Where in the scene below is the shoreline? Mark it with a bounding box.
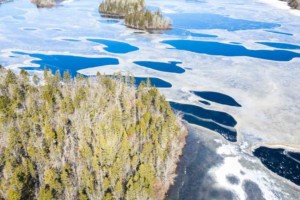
[125,24,172,31]
[99,12,125,19]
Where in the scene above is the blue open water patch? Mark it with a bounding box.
[134,77,172,88]
[165,28,217,38]
[62,39,81,42]
[105,75,172,88]
[13,51,119,78]
[253,147,300,186]
[264,30,293,36]
[98,19,120,24]
[257,42,300,50]
[169,101,237,142]
[193,91,241,107]
[199,100,211,105]
[230,42,241,45]
[87,39,139,54]
[167,13,280,31]
[134,61,185,73]
[162,40,300,61]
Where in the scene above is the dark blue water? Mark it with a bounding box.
[169,102,237,127]
[257,42,300,50]
[134,61,185,73]
[288,152,300,161]
[253,147,300,186]
[167,13,280,31]
[165,28,218,38]
[98,19,120,24]
[230,42,241,45]
[169,102,237,142]
[264,30,293,36]
[87,39,139,54]
[134,77,172,88]
[62,39,81,42]
[183,114,237,142]
[162,40,300,61]
[106,75,172,88]
[199,100,211,105]
[13,51,119,78]
[193,91,241,107]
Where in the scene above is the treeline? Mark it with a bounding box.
[125,9,171,30]
[99,0,171,30]
[99,0,145,17]
[0,67,186,200]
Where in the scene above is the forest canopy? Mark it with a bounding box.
[99,0,145,17]
[99,0,171,30]
[0,67,186,200]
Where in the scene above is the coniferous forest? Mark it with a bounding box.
[99,0,145,18]
[99,0,171,30]
[0,67,186,200]
[125,9,171,30]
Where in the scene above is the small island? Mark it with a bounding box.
[125,9,171,30]
[99,0,171,30]
[0,67,186,200]
[31,0,62,8]
[99,0,145,18]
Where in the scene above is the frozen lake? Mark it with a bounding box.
[0,0,300,199]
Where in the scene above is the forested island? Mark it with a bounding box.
[31,0,62,8]
[125,9,171,30]
[0,67,186,200]
[99,0,145,18]
[99,0,171,30]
